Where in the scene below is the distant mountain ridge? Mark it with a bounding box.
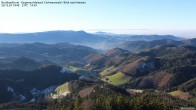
[119,38,196,51]
[0,30,184,49]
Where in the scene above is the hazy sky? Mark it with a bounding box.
[0,0,196,38]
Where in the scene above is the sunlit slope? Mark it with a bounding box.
[102,72,131,86]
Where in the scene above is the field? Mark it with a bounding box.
[99,66,116,77]
[102,72,131,86]
[51,82,70,99]
[169,90,191,100]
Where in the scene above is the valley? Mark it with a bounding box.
[0,31,195,110]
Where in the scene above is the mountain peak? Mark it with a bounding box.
[105,48,130,57]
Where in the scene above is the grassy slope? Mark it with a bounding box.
[102,72,131,86]
[51,82,70,99]
[55,82,70,93]
[99,66,116,77]
[169,90,191,100]
[67,66,86,72]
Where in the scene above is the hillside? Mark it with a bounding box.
[0,78,195,110]
[0,38,196,109]
[85,48,130,71]
[0,42,96,65]
[0,65,79,103]
[84,45,196,91]
[119,38,196,52]
[0,57,53,71]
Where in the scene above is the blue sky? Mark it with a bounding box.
[0,0,196,38]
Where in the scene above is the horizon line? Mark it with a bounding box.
[0,29,195,38]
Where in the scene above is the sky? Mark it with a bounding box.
[0,0,196,38]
